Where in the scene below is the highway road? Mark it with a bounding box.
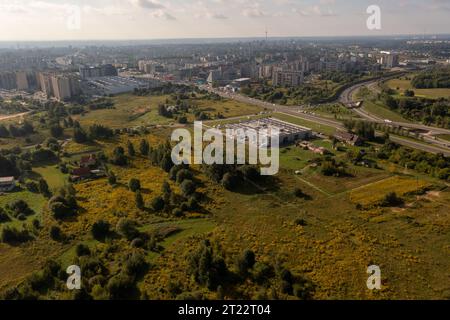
[340,78,450,136]
[340,77,450,150]
[203,86,450,156]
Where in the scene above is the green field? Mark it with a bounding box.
[386,78,450,99]
[0,190,46,231]
[33,166,68,191]
[75,94,171,128]
[74,93,263,129]
[362,100,411,123]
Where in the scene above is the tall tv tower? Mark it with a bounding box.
[265,26,268,41]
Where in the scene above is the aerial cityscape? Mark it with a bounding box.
[0,0,449,304]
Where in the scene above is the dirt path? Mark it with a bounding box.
[0,111,31,122]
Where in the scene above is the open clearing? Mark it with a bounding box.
[386,78,450,99]
[349,176,432,206]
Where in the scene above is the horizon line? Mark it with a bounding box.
[1,32,450,44]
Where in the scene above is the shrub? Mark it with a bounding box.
[381,192,403,207]
[75,244,91,257]
[176,169,193,184]
[9,200,34,218]
[1,226,32,244]
[49,201,71,220]
[135,191,144,210]
[139,140,150,156]
[125,252,148,276]
[131,238,144,248]
[0,208,11,223]
[151,196,165,212]
[236,249,256,276]
[116,219,139,241]
[49,226,62,241]
[221,173,238,190]
[38,178,51,197]
[252,262,274,284]
[108,172,117,185]
[25,181,39,193]
[172,208,184,217]
[180,179,196,197]
[91,220,111,241]
[107,273,135,300]
[129,178,141,192]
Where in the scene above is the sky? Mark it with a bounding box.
[0,0,449,41]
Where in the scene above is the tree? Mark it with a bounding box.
[73,127,88,143]
[49,226,62,241]
[49,201,70,220]
[50,124,64,138]
[91,220,111,241]
[176,169,193,184]
[151,196,165,212]
[221,173,238,190]
[381,192,403,207]
[187,240,228,290]
[135,191,144,210]
[178,116,188,124]
[180,179,196,197]
[127,141,135,157]
[162,181,171,194]
[404,89,415,97]
[236,249,256,276]
[38,178,51,197]
[129,178,141,192]
[0,124,9,138]
[75,244,91,257]
[139,139,150,156]
[9,200,34,218]
[108,171,117,185]
[116,219,139,241]
[111,147,127,166]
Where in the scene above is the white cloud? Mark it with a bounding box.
[134,0,165,10]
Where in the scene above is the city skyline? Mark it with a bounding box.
[0,0,449,41]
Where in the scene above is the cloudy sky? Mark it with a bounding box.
[0,0,449,41]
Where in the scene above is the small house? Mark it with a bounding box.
[80,154,97,168]
[334,131,363,146]
[0,177,16,192]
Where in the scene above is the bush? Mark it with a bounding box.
[107,273,136,300]
[381,192,403,207]
[38,178,51,197]
[49,226,62,241]
[176,169,193,184]
[116,219,139,241]
[129,178,141,192]
[108,172,117,185]
[172,208,184,217]
[25,181,39,193]
[135,191,144,210]
[151,196,165,212]
[9,200,34,218]
[236,249,256,276]
[131,238,144,248]
[221,173,238,191]
[49,201,71,220]
[75,244,91,257]
[1,226,32,244]
[252,262,274,284]
[125,252,148,276]
[180,179,196,197]
[0,207,11,223]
